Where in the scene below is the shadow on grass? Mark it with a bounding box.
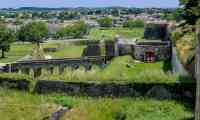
[163,60,172,72]
[181,117,194,120]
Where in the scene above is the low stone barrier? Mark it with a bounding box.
[34,80,195,100]
[0,79,30,90]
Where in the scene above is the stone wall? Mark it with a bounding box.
[144,22,168,41]
[3,57,106,77]
[134,41,171,61]
[0,79,30,90]
[105,40,119,59]
[82,41,101,57]
[118,44,133,56]
[34,80,195,100]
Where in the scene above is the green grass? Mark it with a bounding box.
[89,27,144,40]
[38,56,180,83]
[0,42,85,63]
[0,88,59,120]
[61,98,193,120]
[0,43,34,63]
[0,88,193,120]
[42,43,85,58]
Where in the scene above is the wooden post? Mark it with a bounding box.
[195,21,200,120]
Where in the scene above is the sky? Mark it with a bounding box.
[0,0,179,8]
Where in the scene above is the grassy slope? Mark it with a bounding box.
[39,56,179,83]
[0,88,193,120]
[89,27,144,40]
[61,98,193,120]
[0,88,59,120]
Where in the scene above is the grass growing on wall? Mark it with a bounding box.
[0,88,193,120]
[38,56,180,83]
[89,27,144,40]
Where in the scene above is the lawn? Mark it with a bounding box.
[0,88,59,120]
[89,27,144,41]
[0,42,85,63]
[42,42,85,58]
[39,56,180,83]
[0,43,34,63]
[0,88,193,120]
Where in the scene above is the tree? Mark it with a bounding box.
[97,17,113,27]
[18,21,48,47]
[179,0,200,25]
[55,20,88,39]
[123,19,144,28]
[195,20,200,120]
[0,25,15,58]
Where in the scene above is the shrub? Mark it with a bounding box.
[123,19,144,28]
[97,17,113,27]
[0,73,32,81]
[0,73,32,90]
[55,20,88,39]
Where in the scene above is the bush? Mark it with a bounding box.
[97,17,113,27]
[123,19,144,28]
[55,20,88,39]
[0,73,32,90]
[0,73,31,81]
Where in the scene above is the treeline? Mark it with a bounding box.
[55,20,88,39]
[0,7,178,20]
[97,17,144,28]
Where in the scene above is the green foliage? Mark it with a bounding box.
[55,20,88,39]
[161,8,183,22]
[38,56,181,83]
[0,25,16,58]
[18,21,48,44]
[179,0,200,25]
[123,19,144,28]
[0,73,31,81]
[97,17,113,27]
[0,88,60,120]
[58,11,80,20]
[61,98,193,120]
[0,88,193,120]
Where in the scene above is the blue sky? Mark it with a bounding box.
[0,0,179,8]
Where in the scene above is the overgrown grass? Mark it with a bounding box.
[38,56,181,83]
[60,98,193,120]
[89,27,144,40]
[0,88,193,120]
[0,88,59,120]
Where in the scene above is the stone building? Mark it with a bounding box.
[144,21,169,41]
[134,41,171,61]
[82,21,173,62]
[83,39,171,62]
